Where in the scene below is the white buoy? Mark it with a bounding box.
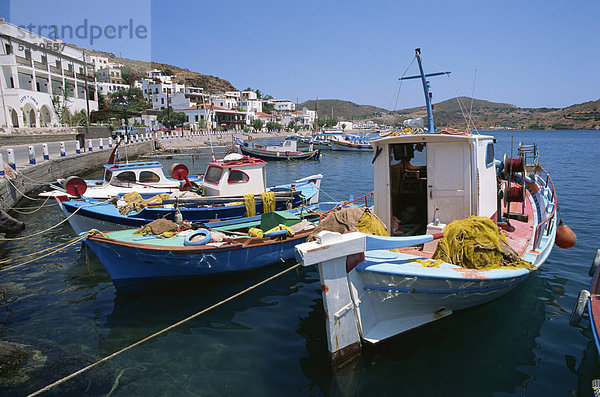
[570,289,591,326]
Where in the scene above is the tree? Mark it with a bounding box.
[251,119,263,131]
[265,121,276,132]
[287,121,296,130]
[157,107,187,129]
[121,66,137,86]
[162,67,173,76]
[341,123,346,131]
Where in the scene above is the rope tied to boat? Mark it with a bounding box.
[27,262,303,397]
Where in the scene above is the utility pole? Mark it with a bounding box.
[166,92,170,133]
[82,49,91,123]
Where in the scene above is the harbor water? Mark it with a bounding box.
[0,130,598,396]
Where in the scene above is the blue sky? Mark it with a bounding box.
[3,0,599,109]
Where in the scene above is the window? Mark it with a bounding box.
[111,171,136,187]
[228,170,249,183]
[486,142,495,168]
[104,170,112,183]
[139,171,160,183]
[5,44,12,54]
[204,166,223,184]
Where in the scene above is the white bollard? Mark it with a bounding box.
[124,135,129,144]
[60,142,66,157]
[43,143,49,160]
[0,153,4,176]
[99,138,104,150]
[135,134,139,142]
[108,137,113,148]
[28,145,36,165]
[88,139,93,152]
[7,148,16,170]
[75,141,81,154]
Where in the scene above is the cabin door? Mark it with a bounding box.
[426,142,472,224]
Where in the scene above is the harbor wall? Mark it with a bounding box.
[0,141,154,210]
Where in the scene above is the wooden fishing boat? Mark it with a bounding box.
[56,154,322,235]
[329,134,374,151]
[39,161,202,199]
[294,48,570,364]
[237,137,321,160]
[84,211,317,292]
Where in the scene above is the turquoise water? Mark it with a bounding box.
[0,130,598,396]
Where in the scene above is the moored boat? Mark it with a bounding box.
[84,211,317,292]
[329,134,374,151]
[293,48,572,364]
[237,137,321,160]
[56,154,322,235]
[39,160,202,199]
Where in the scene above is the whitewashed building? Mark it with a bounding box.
[268,98,295,112]
[97,66,123,84]
[180,104,246,131]
[96,82,130,95]
[0,19,98,128]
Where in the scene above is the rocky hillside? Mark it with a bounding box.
[71,45,236,94]
[299,98,600,130]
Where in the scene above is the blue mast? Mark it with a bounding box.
[399,48,450,133]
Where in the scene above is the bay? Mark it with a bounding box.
[0,130,598,396]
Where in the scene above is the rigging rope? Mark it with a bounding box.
[3,176,45,201]
[27,262,302,397]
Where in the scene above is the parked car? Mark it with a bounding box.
[112,126,139,136]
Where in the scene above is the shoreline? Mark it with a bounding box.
[157,129,312,151]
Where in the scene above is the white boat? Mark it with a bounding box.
[294,48,569,364]
[329,134,374,151]
[39,160,202,199]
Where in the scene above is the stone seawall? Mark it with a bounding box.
[0,141,154,210]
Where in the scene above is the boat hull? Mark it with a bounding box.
[330,140,373,151]
[239,145,320,160]
[85,230,311,292]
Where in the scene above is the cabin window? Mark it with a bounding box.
[104,170,112,183]
[139,171,160,183]
[486,142,495,168]
[228,170,249,184]
[111,171,136,187]
[204,166,223,184]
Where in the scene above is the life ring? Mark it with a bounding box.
[183,228,211,246]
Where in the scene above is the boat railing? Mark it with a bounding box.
[319,191,374,221]
[532,165,557,249]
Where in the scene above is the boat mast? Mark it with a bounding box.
[399,48,450,133]
[415,49,434,133]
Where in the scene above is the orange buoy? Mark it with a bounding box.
[556,221,576,249]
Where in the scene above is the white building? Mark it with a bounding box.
[334,120,354,130]
[210,92,239,110]
[239,90,262,113]
[96,82,130,95]
[0,19,98,128]
[268,98,295,112]
[180,104,246,131]
[85,55,122,72]
[97,66,123,84]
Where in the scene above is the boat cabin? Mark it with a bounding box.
[373,133,497,236]
[200,155,267,196]
[102,161,173,188]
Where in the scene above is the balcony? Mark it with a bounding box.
[64,70,75,78]
[15,55,32,67]
[34,60,48,71]
[49,65,62,74]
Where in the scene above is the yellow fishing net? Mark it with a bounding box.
[244,194,256,217]
[118,192,171,215]
[356,209,390,236]
[260,192,276,213]
[432,216,532,270]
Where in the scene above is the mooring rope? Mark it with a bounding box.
[3,176,45,201]
[8,194,53,214]
[0,235,86,273]
[27,262,302,397]
[0,198,112,241]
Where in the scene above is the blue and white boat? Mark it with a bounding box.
[57,154,322,234]
[40,160,202,199]
[329,134,374,151]
[84,211,317,292]
[293,48,569,364]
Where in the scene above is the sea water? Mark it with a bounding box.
[0,130,598,396]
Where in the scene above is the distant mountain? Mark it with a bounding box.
[70,45,236,94]
[299,97,600,130]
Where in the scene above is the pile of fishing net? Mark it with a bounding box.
[307,207,390,241]
[432,216,533,270]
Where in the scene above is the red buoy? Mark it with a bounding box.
[170,163,189,180]
[556,222,576,249]
[64,176,87,197]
